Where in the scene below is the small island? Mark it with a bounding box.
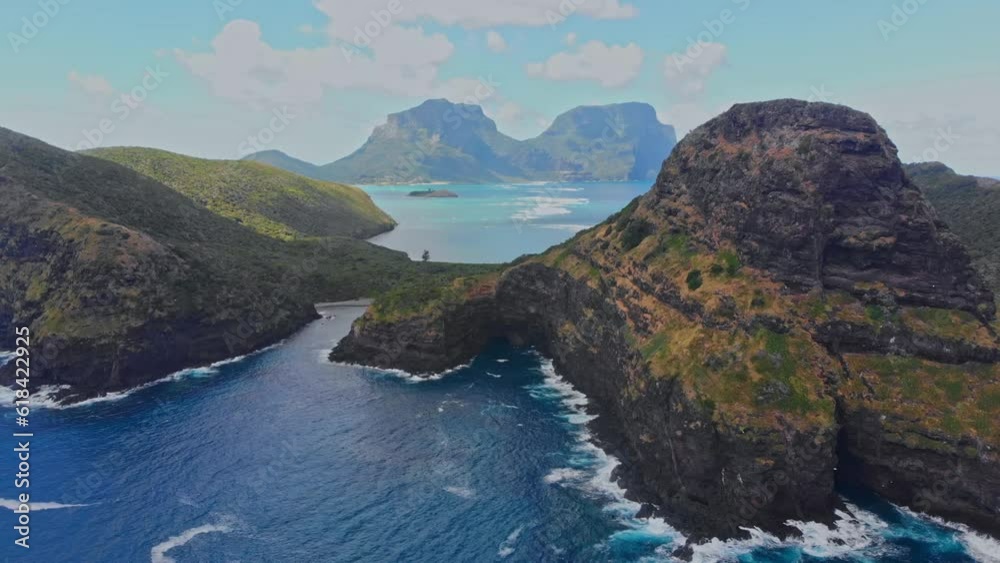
[408,188,458,198]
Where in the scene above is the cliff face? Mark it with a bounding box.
[510,102,678,182]
[656,102,992,316]
[332,100,1000,542]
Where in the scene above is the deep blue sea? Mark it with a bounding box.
[1,182,998,562]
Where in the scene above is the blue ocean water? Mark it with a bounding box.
[0,182,998,562]
[1,311,997,562]
[364,181,649,263]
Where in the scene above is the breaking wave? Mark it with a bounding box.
[0,499,92,511]
[0,343,282,410]
[149,516,236,563]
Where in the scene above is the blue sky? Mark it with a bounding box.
[1,0,998,174]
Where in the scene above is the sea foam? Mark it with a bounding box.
[526,357,686,554]
[0,342,282,410]
[332,359,474,384]
[149,517,236,563]
[497,525,524,558]
[0,498,92,511]
[524,355,1000,562]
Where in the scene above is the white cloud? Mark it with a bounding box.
[486,30,508,52]
[658,101,734,137]
[67,71,114,96]
[174,1,640,115]
[493,101,525,123]
[313,0,636,32]
[565,32,577,46]
[174,19,454,106]
[663,42,728,97]
[525,41,643,88]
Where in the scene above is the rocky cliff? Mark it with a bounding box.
[332,100,1000,544]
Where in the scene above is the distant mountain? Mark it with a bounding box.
[510,102,677,181]
[905,161,1000,303]
[321,99,523,184]
[86,147,396,240]
[241,149,324,179]
[247,100,677,184]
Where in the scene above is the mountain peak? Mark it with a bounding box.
[644,99,991,315]
[321,99,677,184]
[380,98,495,135]
[241,149,322,178]
[544,102,664,135]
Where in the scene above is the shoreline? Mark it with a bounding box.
[315,299,374,309]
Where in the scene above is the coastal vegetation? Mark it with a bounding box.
[86,147,396,240]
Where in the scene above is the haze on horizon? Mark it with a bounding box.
[1,0,997,176]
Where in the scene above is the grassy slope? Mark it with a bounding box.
[0,127,493,395]
[241,150,324,180]
[85,147,396,240]
[905,162,1000,304]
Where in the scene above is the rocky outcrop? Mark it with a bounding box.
[652,101,993,317]
[332,100,1000,543]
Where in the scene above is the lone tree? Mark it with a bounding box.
[421,250,430,262]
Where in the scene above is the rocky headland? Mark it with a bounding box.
[332,100,1000,544]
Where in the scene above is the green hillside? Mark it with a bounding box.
[905,162,1000,303]
[85,147,396,240]
[0,127,490,402]
[241,149,324,180]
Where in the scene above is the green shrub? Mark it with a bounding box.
[621,219,653,250]
[719,250,742,276]
[866,305,886,323]
[686,269,703,291]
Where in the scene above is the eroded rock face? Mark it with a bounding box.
[648,100,993,317]
[332,100,1000,542]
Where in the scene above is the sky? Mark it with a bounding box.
[1,0,998,175]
